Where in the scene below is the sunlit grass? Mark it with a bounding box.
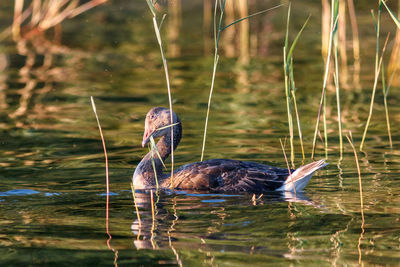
[146,0,175,189]
[332,0,343,158]
[381,63,393,147]
[200,1,282,161]
[283,4,309,165]
[311,0,338,159]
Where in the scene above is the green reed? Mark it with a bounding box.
[382,0,400,29]
[311,0,338,159]
[332,0,343,158]
[200,1,282,161]
[146,0,175,188]
[283,4,310,165]
[130,183,142,227]
[360,32,390,151]
[381,63,393,147]
[279,138,296,194]
[359,1,382,151]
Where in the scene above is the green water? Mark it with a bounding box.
[1,0,400,266]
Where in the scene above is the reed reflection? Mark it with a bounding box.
[0,52,8,111]
[168,0,182,58]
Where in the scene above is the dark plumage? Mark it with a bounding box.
[132,107,327,193]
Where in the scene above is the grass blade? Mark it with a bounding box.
[286,15,311,67]
[146,0,156,17]
[150,136,166,169]
[381,63,393,147]
[382,0,400,29]
[360,32,390,150]
[146,2,175,188]
[220,4,283,32]
[311,5,339,158]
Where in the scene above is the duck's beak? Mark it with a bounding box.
[142,124,154,147]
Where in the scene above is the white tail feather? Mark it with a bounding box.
[277,159,327,192]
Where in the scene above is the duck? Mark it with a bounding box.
[132,107,327,193]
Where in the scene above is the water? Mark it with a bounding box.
[1,0,400,265]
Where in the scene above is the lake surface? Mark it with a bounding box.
[1,0,400,266]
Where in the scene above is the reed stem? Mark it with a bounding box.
[283,5,309,165]
[150,189,156,246]
[360,28,390,151]
[146,1,175,188]
[332,0,343,158]
[381,64,393,147]
[90,97,112,243]
[279,138,296,195]
[130,183,141,227]
[311,1,338,159]
[201,0,225,161]
[283,4,294,166]
[290,67,305,160]
[200,2,281,161]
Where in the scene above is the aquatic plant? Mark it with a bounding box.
[311,0,338,159]
[9,0,107,41]
[332,0,343,158]
[283,4,310,165]
[146,0,175,188]
[200,1,282,161]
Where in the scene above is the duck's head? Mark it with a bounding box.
[142,107,179,147]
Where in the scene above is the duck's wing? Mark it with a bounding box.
[170,159,292,192]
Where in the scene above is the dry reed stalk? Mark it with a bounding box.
[381,64,393,147]
[345,132,364,265]
[130,183,142,227]
[8,0,107,40]
[387,0,400,86]
[338,0,348,86]
[279,138,296,195]
[12,0,24,40]
[1,6,31,41]
[360,31,390,151]
[146,0,175,189]
[150,189,156,247]
[203,0,213,54]
[321,0,331,59]
[167,0,181,57]
[346,0,360,86]
[237,0,250,65]
[90,96,112,247]
[223,0,235,58]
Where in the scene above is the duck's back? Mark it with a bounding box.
[168,159,293,192]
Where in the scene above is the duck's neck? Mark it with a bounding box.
[132,124,181,189]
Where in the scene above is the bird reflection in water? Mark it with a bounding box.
[130,188,318,266]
